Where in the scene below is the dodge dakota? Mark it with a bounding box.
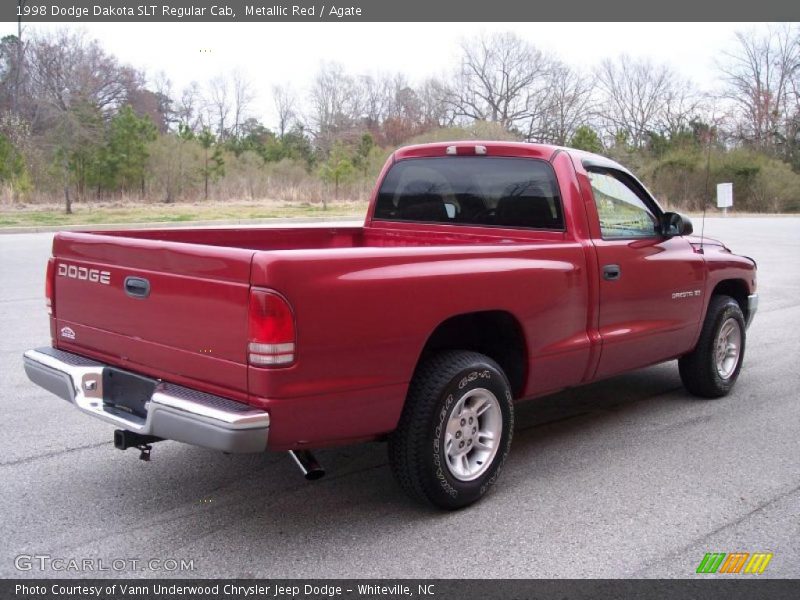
[24,141,758,509]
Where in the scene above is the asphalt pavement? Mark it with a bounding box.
[0,217,798,578]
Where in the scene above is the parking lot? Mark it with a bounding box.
[1,217,798,578]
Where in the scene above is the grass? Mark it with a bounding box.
[0,199,369,228]
[2,199,790,230]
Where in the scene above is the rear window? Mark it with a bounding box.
[373,157,564,230]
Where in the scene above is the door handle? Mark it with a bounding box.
[124,276,150,298]
[602,264,621,281]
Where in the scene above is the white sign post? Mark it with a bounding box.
[717,182,733,215]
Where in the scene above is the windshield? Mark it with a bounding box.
[373,156,564,230]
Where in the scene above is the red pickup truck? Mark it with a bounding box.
[24,141,757,509]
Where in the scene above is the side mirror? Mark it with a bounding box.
[662,212,693,237]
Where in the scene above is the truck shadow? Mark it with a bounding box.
[170,361,690,516]
[18,360,699,575]
[512,360,685,434]
[164,360,691,518]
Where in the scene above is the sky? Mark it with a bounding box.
[2,21,769,127]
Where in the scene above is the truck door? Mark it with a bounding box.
[581,166,705,379]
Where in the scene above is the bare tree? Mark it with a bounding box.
[176,81,202,131]
[380,80,423,145]
[10,1,27,114]
[719,25,800,150]
[359,72,395,131]
[595,55,680,148]
[230,69,255,139]
[151,70,176,132]
[659,82,703,139]
[783,63,800,166]
[418,76,454,128]
[272,83,296,137]
[309,62,362,151]
[126,87,167,132]
[531,63,595,145]
[26,29,138,127]
[0,2,30,114]
[392,82,421,122]
[205,74,230,139]
[449,32,555,132]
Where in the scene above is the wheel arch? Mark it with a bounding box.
[711,279,750,321]
[414,310,528,399]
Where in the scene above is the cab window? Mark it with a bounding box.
[587,169,659,239]
[373,157,564,231]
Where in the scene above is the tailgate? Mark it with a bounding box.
[51,232,255,400]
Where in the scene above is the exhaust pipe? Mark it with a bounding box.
[289,450,325,480]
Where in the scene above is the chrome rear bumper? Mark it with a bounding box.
[23,347,269,453]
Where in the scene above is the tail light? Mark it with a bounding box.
[248,288,295,366]
[45,258,55,316]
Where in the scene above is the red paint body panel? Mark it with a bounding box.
[46,142,756,451]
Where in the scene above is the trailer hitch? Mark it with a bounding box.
[113,430,163,461]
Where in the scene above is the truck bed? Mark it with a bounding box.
[94,222,558,250]
[51,221,581,448]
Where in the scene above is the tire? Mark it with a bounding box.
[679,295,746,398]
[388,350,514,510]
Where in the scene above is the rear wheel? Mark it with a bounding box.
[679,295,746,398]
[388,351,514,510]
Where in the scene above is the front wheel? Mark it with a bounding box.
[679,295,746,398]
[388,351,514,510]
